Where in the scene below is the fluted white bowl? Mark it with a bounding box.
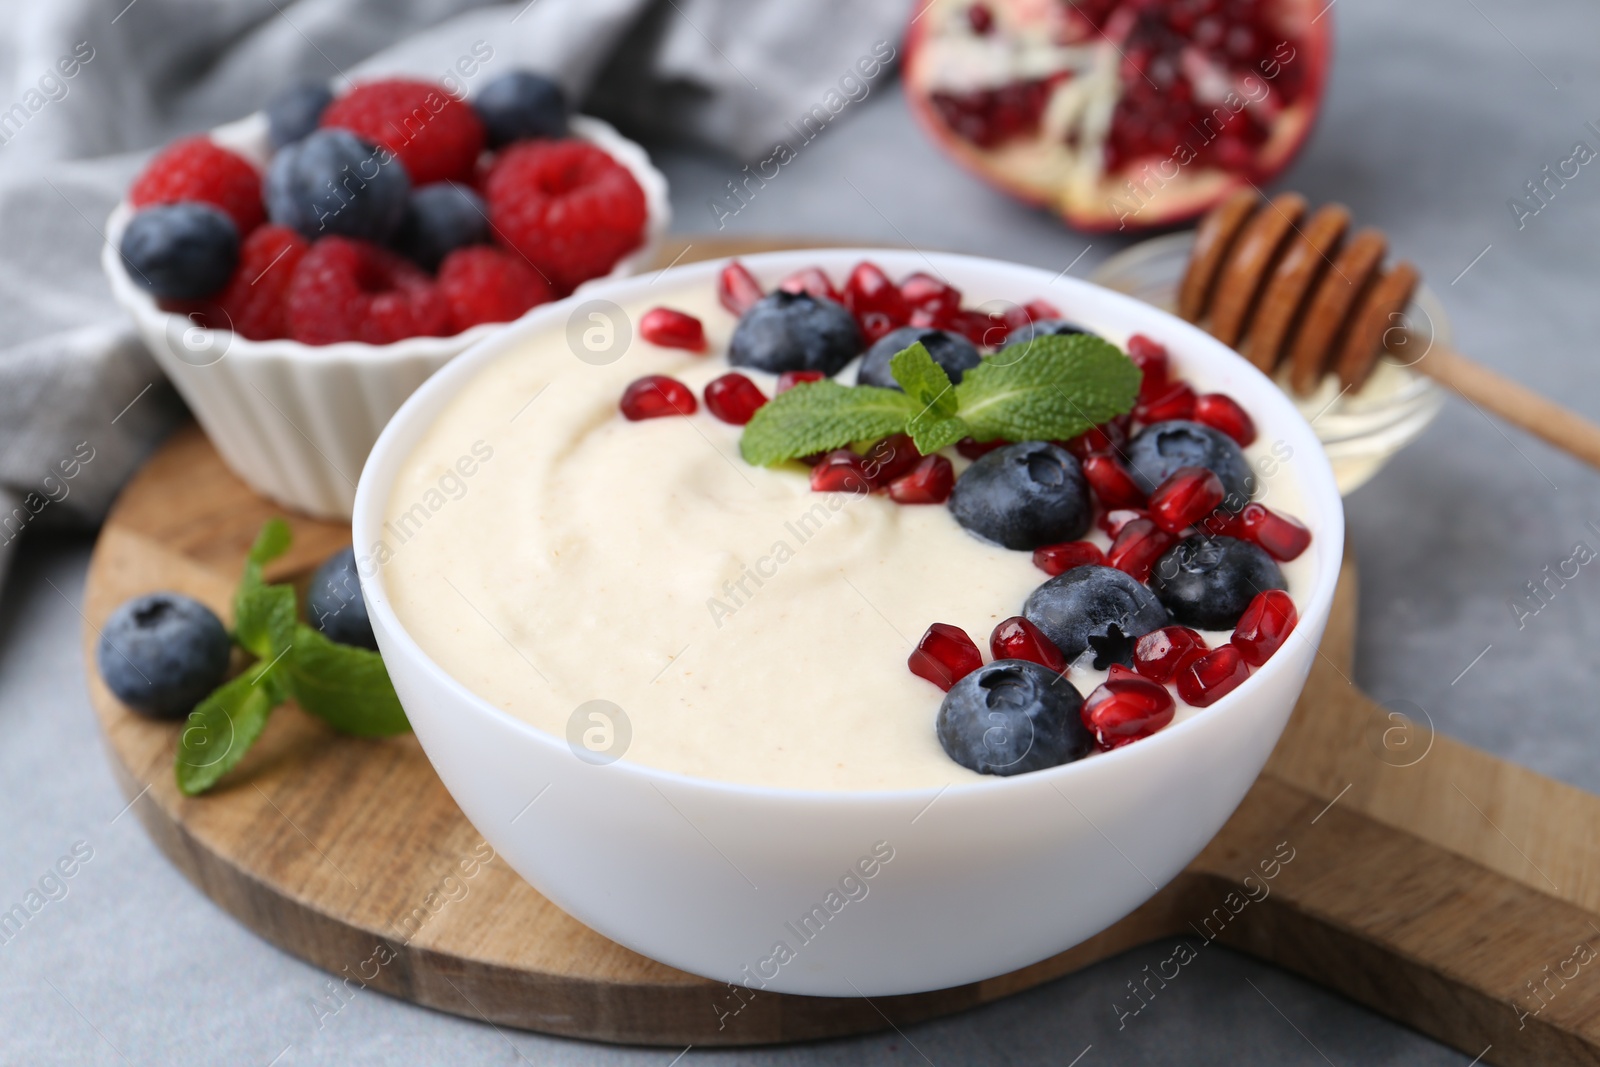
[103,111,670,519]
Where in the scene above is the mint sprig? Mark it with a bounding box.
[738,334,1140,466]
[175,519,410,796]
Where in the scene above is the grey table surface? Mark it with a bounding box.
[5,0,1599,1063]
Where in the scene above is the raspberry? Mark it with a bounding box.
[485,140,646,294]
[286,237,450,345]
[212,225,309,340]
[130,136,264,233]
[437,246,554,331]
[320,79,485,186]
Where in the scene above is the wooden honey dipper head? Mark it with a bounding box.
[1177,189,1420,397]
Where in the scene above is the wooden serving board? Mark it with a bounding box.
[82,240,1600,1062]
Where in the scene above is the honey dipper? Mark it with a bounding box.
[1176,189,1600,472]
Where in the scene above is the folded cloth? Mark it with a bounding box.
[0,0,907,598]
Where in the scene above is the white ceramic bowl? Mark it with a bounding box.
[352,249,1345,997]
[103,111,671,520]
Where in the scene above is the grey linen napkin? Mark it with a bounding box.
[0,0,908,596]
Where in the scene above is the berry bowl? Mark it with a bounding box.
[352,249,1344,997]
[102,107,670,520]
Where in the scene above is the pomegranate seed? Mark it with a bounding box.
[909,622,983,691]
[990,616,1065,672]
[1234,503,1312,561]
[1194,393,1257,446]
[1064,421,1128,460]
[864,433,922,486]
[1135,380,1196,423]
[639,307,706,352]
[1133,626,1208,684]
[1194,506,1243,540]
[1082,454,1147,509]
[1106,518,1175,582]
[1232,589,1298,667]
[843,261,910,343]
[1083,672,1175,749]
[1176,645,1251,707]
[1148,467,1225,534]
[620,375,696,420]
[1126,334,1170,404]
[967,1,994,34]
[956,436,1009,459]
[1000,300,1063,335]
[946,308,1009,347]
[900,272,962,322]
[1105,663,1140,683]
[889,455,955,504]
[717,260,763,316]
[777,369,825,393]
[778,266,839,303]
[810,450,873,494]
[1032,540,1105,576]
[1098,507,1150,538]
[703,372,768,425]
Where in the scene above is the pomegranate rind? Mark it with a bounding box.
[903,0,1333,232]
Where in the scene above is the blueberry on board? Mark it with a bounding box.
[937,659,1091,776]
[856,326,981,389]
[1125,420,1255,513]
[393,182,489,270]
[948,441,1091,550]
[1001,318,1095,347]
[472,70,568,146]
[119,203,239,301]
[727,291,863,376]
[1149,535,1286,631]
[308,547,376,650]
[265,128,410,242]
[266,82,334,149]
[97,593,231,719]
[1023,564,1171,669]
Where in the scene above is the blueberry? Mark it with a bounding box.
[1002,318,1094,347]
[473,70,568,146]
[1125,420,1255,513]
[307,547,376,650]
[937,659,1091,776]
[728,291,863,376]
[265,128,410,242]
[392,182,489,270]
[948,442,1091,550]
[266,82,334,149]
[1023,565,1170,669]
[119,203,239,301]
[856,326,981,389]
[1149,536,1285,631]
[97,593,231,719]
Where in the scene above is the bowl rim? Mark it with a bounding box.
[101,111,672,364]
[353,247,1347,805]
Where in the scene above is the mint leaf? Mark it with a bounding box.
[906,411,970,455]
[175,662,282,796]
[235,517,295,659]
[739,380,920,466]
[890,343,959,419]
[247,517,292,568]
[890,343,971,454]
[285,624,410,737]
[235,584,296,662]
[955,334,1140,444]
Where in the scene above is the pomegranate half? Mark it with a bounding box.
[904,0,1331,232]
